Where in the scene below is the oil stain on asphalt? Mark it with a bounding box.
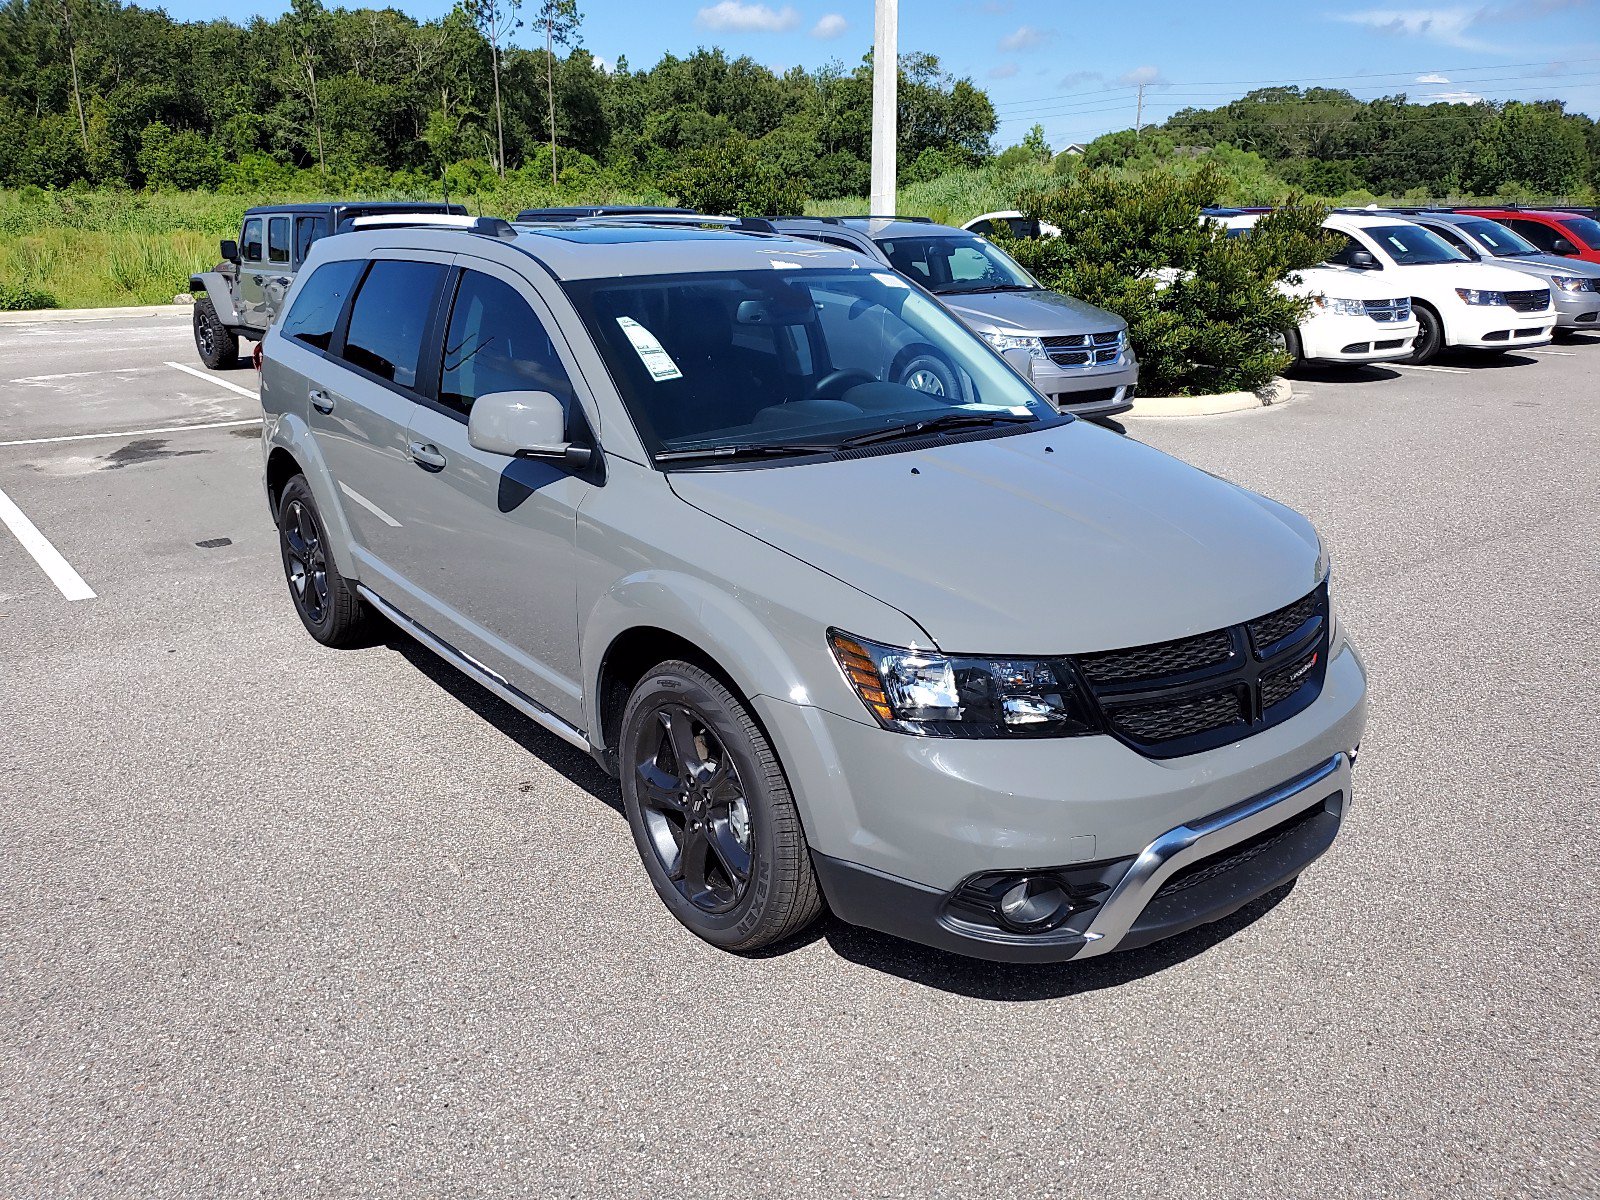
[98,438,208,470]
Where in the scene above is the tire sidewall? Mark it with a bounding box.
[1410,305,1441,363]
[897,348,959,397]
[619,666,784,946]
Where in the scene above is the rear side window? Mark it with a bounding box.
[280,260,363,351]
[439,271,574,418]
[341,260,447,388]
[294,216,328,263]
[268,217,290,265]
[1503,219,1559,252]
[241,218,263,262]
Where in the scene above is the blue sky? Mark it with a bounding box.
[157,0,1600,147]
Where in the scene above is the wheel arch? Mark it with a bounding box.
[190,271,244,327]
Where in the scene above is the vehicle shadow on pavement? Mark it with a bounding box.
[1286,363,1401,384]
[1437,350,1539,369]
[813,882,1297,1001]
[383,632,624,815]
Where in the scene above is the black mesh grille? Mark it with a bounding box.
[1248,591,1319,653]
[1078,630,1233,684]
[1042,334,1088,348]
[1506,289,1548,313]
[1049,350,1091,366]
[1109,687,1246,742]
[1154,804,1323,899]
[1092,331,1121,346]
[1261,649,1319,709]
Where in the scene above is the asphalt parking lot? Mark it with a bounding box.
[2,311,1596,1198]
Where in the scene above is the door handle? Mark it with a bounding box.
[408,440,447,470]
[309,388,335,414]
[251,274,264,284]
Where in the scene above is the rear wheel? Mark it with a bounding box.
[1405,303,1442,364]
[276,475,371,646]
[620,661,822,953]
[193,295,239,370]
[896,348,959,398]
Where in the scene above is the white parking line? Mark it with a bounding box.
[0,484,95,601]
[164,360,261,400]
[9,368,144,383]
[0,417,263,449]
[1525,348,1577,356]
[1392,363,1470,375]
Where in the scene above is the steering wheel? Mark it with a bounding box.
[810,367,877,400]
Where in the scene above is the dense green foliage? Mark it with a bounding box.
[1009,166,1340,396]
[0,0,995,208]
[1086,87,1599,200]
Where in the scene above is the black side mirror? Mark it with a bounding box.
[220,239,239,263]
[1550,237,1576,256]
[1349,249,1380,270]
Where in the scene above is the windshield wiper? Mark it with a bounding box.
[934,282,1037,295]
[655,441,831,463]
[834,410,1036,450]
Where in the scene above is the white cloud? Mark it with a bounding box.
[1334,9,1492,51]
[1429,90,1485,103]
[1058,70,1104,89]
[1118,65,1168,86]
[998,25,1055,51]
[988,62,1020,80]
[695,1,801,33]
[1414,72,1450,83]
[810,13,847,38]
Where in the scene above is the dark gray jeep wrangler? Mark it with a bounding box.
[189,201,464,368]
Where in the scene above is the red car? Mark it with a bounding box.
[1458,207,1600,265]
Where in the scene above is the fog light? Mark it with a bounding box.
[997,876,1072,931]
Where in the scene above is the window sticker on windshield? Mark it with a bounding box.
[871,272,908,289]
[616,316,683,381]
[959,402,1033,417]
[770,259,802,270]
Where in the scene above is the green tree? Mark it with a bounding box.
[664,134,807,215]
[535,0,581,184]
[461,0,521,174]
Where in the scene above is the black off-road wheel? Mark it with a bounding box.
[193,294,239,370]
[620,661,823,953]
[276,475,371,647]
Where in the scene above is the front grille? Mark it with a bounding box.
[1045,331,1122,367]
[1049,349,1092,366]
[1091,330,1121,346]
[1042,334,1089,349]
[1506,289,1549,313]
[1079,629,1233,684]
[1055,386,1119,406]
[1109,687,1246,743]
[1248,590,1319,653]
[1071,582,1330,758]
[1364,298,1411,322]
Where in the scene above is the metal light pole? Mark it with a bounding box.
[870,0,898,216]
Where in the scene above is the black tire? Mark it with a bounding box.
[620,660,822,953]
[1406,303,1442,364]
[193,295,239,370]
[1552,327,1578,342]
[896,347,960,398]
[276,475,371,646]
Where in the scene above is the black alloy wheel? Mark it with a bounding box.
[1407,304,1442,364]
[275,474,371,646]
[281,497,330,625]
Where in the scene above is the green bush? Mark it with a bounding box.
[0,282,58,310]
[664,135,808,216]
[1010,164,1338,396]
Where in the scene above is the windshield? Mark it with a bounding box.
[1458,219,1539,258]
[872,233,1039,295]
[564,268,1061,461]
[1559,216,1600,248]
[1357,223,1468,266]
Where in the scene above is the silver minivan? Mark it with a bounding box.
[259,214,1366,963]
[769,217,1140,418]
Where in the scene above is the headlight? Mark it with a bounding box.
[1314,296,1368,316]
[1455,288,1507,306]
[983,332,1046,356]
[1314,536,1330,586]
[1551,275,1596,293]
[828,631,1098,738]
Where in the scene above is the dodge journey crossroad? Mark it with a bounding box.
[258,213,1368,962]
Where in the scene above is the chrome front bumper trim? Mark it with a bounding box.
[1073,752,1351,959]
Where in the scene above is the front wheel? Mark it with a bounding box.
[620,661,822,953]
[896,349,960,398]
[193,295,239,370]
[1405,304,1442,364]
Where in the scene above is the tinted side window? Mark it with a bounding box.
[1325,234,1367,267]
[1504,219,1558,251]
[1431,224,1475,256]
[280,260,363,351]
[341,261,447,389]
[268,216,290,264]
[294,216,328,263]
[241,218,264,262]
[439,271,574,418]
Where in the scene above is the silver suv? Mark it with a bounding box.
[768,217,1139,418]
[259,214,1367,963]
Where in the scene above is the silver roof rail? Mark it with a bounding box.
[337,213,517,239]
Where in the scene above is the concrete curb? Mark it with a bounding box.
[0,303,191,326]
[1130,377,1293,418]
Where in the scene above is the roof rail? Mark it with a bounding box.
[562,213,781,235]
[337,213,517,239]
[833,214,934,223]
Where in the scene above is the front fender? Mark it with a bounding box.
[190,271,244,328]
[263,408,359,583]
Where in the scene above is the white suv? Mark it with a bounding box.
[1321,213,1554,363]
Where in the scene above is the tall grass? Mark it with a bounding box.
[0,228,214,307]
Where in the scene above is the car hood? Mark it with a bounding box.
[1486,254,1600,279]
[938,289,1125,338]
[668,422,1323,654]
[1393,260,1548,292]
[1282,266,1411,300]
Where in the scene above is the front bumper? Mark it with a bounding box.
[1030,356,1138,416]
[1448,304,1554,349]
[1553,290,1600,330]
[754,640,1367,962]
[1299,312,1417,363]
